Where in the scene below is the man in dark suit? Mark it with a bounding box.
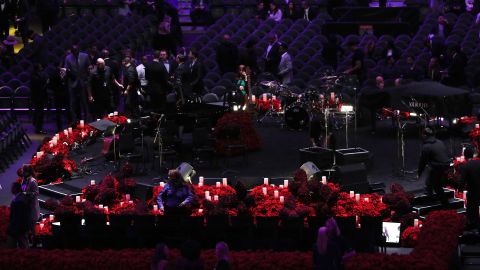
[188,48,205,95]
[64,45,91,122]
[215,34,239,74]
[36,0,59,34]
[160,49,177,88]
[11,0,29,44]
[145,50,169,113]
[461,147,480,230]
[173,54,190,104]
[301,0,317,22]
[122,56,139,117]
[87,58,123,118]
[443,45,467,87]
[263,33,281,76]
[7,182,30,248]
[0,0,12,41]
[418,127,450,206]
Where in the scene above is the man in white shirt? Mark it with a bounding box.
[136,55,148,90]
[278,43,293,85]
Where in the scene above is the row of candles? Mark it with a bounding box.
[250,92,337,103]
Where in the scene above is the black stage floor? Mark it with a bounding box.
[0,116,470,206]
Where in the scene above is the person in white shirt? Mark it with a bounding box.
[136,55,149,89]
[278,43,293,85]
[268,2,283,22]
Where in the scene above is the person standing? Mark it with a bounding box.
[263,33,281,76]
[7,182,30,249]
[0,0,12,41]
[418,127,450,206]
[87,58,124,119]
[160,49,178,88]
[173,53,189,105]
[31,63,48,134]
[20,165,40,240]
[11,0,29,45]
[278,43,293,85]
[461,147,480,230]
[344,40,366,84]
[215,34,239,75]
[64,45,91,123]
[121,56,140,117]
[49,66,70,132]
[188,48,205,95]
[36,0,59,34]
[145,51,169,113]
[301,0,317,22]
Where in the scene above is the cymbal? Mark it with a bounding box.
[259,81,279,87]
[319,75,338,80]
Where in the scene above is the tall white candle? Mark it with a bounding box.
[64,130,68,136]
[49,214,54,221]
[414,219,419,228]
[279,196,285,203]
[321,176,327,185]
[160,182,165,187]
[264,178,269,185]
[68,127,73,134]
[284,180,289,188]
[153,205,158,212]
[214,195,219,201]
[205,191,210,197]
[216,182,221,187]
[350,191,354,198]
[114,111,118,116]
[355,193,360,202]
[80,120,84,128]
[75,196,81,203]
[222,178,228,186]
[476,124,479,129]
[251,95,256,103]
[90,180,95,185]
[279,185,284,189]
[274,190,279,198]
[125,194,131,201]
[198,182,203,187]
[262,187,267,195]
[199,176,204,184]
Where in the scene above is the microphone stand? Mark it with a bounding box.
[153,114,165,173]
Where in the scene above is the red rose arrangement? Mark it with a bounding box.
[249,184,292,216]
[103,115,129,124]
[214,112,261,155]
[333,192,388,217]
[255,98,281,113]
[401,225,421,247]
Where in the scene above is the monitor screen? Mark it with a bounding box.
[382,222,401,244]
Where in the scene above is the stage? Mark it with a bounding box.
[0,113,470,209]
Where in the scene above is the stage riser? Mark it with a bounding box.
[413,198,464,216]
[413,189,455,204]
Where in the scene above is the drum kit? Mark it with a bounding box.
[256,74,357,136]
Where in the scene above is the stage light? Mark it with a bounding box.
[410,112,417,117]
[300,162,321,180]
[176,162,196,183]
[340,105,353,112]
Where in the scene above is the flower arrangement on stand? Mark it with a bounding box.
[332,192,388,217]
[214,112,261,155]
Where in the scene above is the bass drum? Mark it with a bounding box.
[285,103,310,130]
